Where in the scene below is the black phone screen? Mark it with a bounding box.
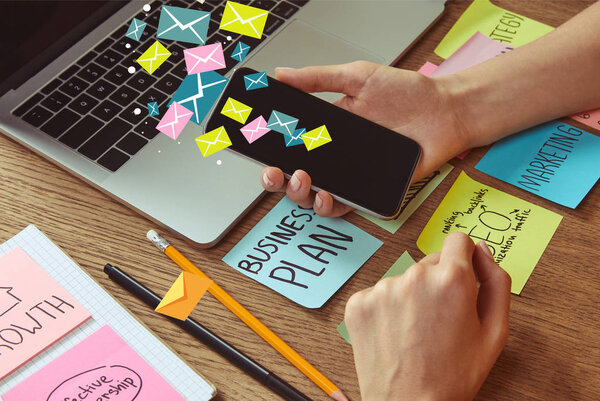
[205,67,421,218]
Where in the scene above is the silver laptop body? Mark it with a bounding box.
[0,0,445,247]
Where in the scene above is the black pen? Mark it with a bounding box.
[104,263,312,401]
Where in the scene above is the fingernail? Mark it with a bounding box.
[478,241,494,260]
[289,173,301,192]
[315,193,323,209]
[262,172,273,187]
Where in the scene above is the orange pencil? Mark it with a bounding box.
[147,230,348,401]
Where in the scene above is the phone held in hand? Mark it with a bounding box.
[205,67,421,220]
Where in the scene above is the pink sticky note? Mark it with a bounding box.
[2,325,185,401]
[184,43,226,74]
[417,61,438,76]
[0,247,90,380]
[571,109,600,131]
[240,115,271,143]
[156,101,194,140]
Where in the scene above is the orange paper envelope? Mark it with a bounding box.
[155,272,212,320]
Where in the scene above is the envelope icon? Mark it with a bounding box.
[184,43,226,74]
[219,1,269,39]
[147,101,159,117]
[157,5,210,45]
[170,71,229,125]
[156,101,193,140]
[221,97,252,124]
[125,18,147,41]
[241,115,271,143]
[302,125,332,151]
[196,126,232,157]
[231,41,250,62]
[155,272,213,321]
[283,127,305,147]
[266,110,298,136]
[137,40,171,74]
[244,72,268,91]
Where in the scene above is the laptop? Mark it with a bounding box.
[0,0,445,247]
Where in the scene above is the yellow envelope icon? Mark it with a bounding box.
[137,40,171,74]
[302,125,332,151]
[220,97,252,124]
[155,272,213,321]
[196,126,233,157]
[219,1,269,39]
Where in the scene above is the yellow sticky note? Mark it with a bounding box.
[220,97,252,124]
[155,272,212,321]
[219,1,269,39]
[417,172,562,294]
[435,0,554,59]
[137,40,171,74]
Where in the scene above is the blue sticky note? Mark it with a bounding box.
[169,71,228,125]
[147,102,159,116]
[476,121,600,208]
[157,6,210,45]
[231,41,250,62]
[125,18,147,41]
[244,72,269,91]
[222,197,383,308]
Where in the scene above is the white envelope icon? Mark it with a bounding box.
[159,6,210,44]
[266,111,298,135]
[244,72,267,89]
[232,42,250,60]
[221,98,252,123]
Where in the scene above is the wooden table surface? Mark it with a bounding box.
[2,1,599,400]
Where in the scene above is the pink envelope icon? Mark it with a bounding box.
[156,101,193,140]
[184,43,226,74]
[240,115,271,143]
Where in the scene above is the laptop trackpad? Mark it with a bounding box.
[243,20,385,103]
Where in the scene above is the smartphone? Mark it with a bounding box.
[205,67,421,219]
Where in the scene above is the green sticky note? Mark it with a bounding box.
[435,0,554,59]
[417,172,562,294]
[337,251,416,344]
[357,164,454,234]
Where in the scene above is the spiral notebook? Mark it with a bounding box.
[0,225,216,400]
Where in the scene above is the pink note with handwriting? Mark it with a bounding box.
[0,247,90,379]
[571,109,600,132]
[2,325,185,401]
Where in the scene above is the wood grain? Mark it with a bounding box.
[1,1,599,400]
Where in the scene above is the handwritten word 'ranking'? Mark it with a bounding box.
[223,197,382,308]
[418,172,562,294]
[476,121,600,208]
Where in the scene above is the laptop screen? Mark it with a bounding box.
[0,0,127,93]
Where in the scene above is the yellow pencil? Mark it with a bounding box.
[147,230,348,401]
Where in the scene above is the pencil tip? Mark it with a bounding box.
[329,389,349,401]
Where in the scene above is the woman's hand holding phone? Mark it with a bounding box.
[261,61,473,217]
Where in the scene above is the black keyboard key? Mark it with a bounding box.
[167,43,185,59]
[13,93,44,117]
[167,0,188,7]
[119,103,146,125]
[144,10,161,28]
[98,148,130,172]
[188,0,216,12]
[95,49,122,69]
[207,33,228,48]
[41,79,62,95]
[105,65,130,86]
[92,100,121,121]
[117,133,148,155]
[251,0,277,10]
[22,106,52,127]
[211,5,225,22]
[68,93,99,115]
[127,72,157,92]
[41,91,70,112]
[76,51,98,67]
[109,86,140,107]
[170,61,189,79]
[59,77,89,97]
[79,118,132,160]
[264,14,285,36]
[77,62,107,83]
[40,109,80,138]
[111,24,129,39]
[138,88,167,106]
[60,115,103,149]
[94,37,114,53]
[156,74,182,94]
[272,1,299,19]
[287,0,308,6]
[88,79,117,100]
[208,19,219,37]
[113,37,141,55]
[59,65,79,81]
[135,117,160,139]
[152,60,174,78]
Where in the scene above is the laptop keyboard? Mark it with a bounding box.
[12,0,307,172]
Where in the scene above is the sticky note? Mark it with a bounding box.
[0,247,91,380]
[337,251,416,344]
[435,0,553,59]
[571,109,600,132]
[222,197,383,308]
[155,272,213,321]
[476,121,600,208]
[2,325,185,401]
[356,163,453,234]
[417,172,562,294]
[417,61,438,75]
